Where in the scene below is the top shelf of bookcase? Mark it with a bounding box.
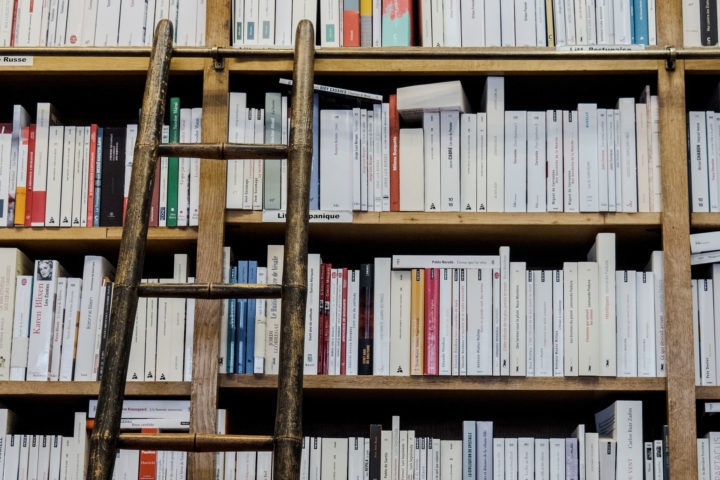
[0,56,205,74]
[0,381,191,400]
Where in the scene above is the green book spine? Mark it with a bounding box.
[263,92,282,210]
[167,97,180,227]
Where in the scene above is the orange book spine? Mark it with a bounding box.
[410,268,424,375]
[389,94,400,211]
[138,428,159,480]
[14,126,29,226]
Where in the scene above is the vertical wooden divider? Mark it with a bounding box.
[189,0,231,478]
[656,0,697,476]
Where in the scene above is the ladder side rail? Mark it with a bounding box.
[273,19,316,480]
[87,19,175,480]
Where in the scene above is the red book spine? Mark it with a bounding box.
[24,124,35,227]
[10,0,18,46]
[138,428,159,480]
[343,10,360,46]
[389,94,400,211]
[149,158,161,227]
[87,124,97,226]
[322,263,332,375]
[424,268,440,375]
[317,263,326,375]
[340,267,348,375]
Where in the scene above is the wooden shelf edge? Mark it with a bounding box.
[0,226,197,243]
[225,211,661,227]
[696,386,720,400]
[0,57,205,73]
[219,375,666,392]
[691,212,720,228]
[0,381,191,397]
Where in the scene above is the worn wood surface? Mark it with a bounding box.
[157,143,287,159]
[137,283,281,299]
[87,20,174,480]
[0,381,190,397]
[188,0,230,477]
[118,433,273,451]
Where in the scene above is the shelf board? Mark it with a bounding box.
[696,386,720,400]
[220,375,666,398]
[0,227,197,252]
[229,48,662,74]
[692,212,720,229]
[226,211,662,246]
[685,59,720,73]
[0,56,205,74]
[0,381,191,398]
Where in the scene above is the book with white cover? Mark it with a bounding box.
[635,103,650,212]
[189,108,202,226]
[10,276,32,380]
[526,270,535,376]
[127,280,146,381]
[346,270,360,375]
[649,96,661,211]
[118,0,145,45]
[578,103,599,212]
[525,111,545,212]
[440,111,460,211]
[550,438,565,480]
[616,271,637,377]
[500,0,515,45]
[319,0,339,45]
[374,257,391,375]
[493,438,505,480]
[534,439,549,480]
[256,0,276,45]
[476,421,492,479]
[563,262,578,376]
[392,255,499,270]
[80,0,99,45]
[439,269,452,375]
[399,129,424,211]
[587,233,616,376]
[546,110,563,211]
[48,277,67,380]
[504,438,519,480]
[360,109,368,211]
[467,268,492,375]
[584,433,599,480]
[499,246,510,375]
[254,267,267,374]
[0,0,15,45]
[0,131,11,226]
[33,103,61,226]
[595,401,643,480]
[74,256,115,381]
[518,437,534,479]
[552,270,563,377]
[177,111,190,225]
[504,111,527,212]
[597,109,609,211]
[694,280,701,385]
[59,126,76,227]
[578,262,599,375]
[514,0,535,45]
[482,77,504,212]
[27,260,67,380]
[699,437,710,480]
[691,231,720,254]
[535,270,553,377]
[226,94,246,208]
[637,271,657,378]
[460,0,484,45]
[460,114,477,211]
[27,435,39,480]
[390,270,411,376]
[79,126,90,227]
[614,0,631,43]
[59,277,81,381]
[423,112,441,211]
[264,246,283,374]
[10,105,31,225]
[462,421,476,479]
[291,0,317,44]
[320,110,353,211]
[303,254,321,375]
[563,110,579,212]
[451,269,459,376]
[618,98,638,212]
[70,127,85,226]
[443,0,461,46]
[607,109,617,211]
[477,113,487,212]
[509,262,527,376]
[0,249,32,380]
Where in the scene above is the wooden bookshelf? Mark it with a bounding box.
[0,0,701,475]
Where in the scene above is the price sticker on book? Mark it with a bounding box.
[262,210,354,223]
[0,56,33,66]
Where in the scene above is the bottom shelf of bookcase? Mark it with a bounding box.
[0,381,191,399]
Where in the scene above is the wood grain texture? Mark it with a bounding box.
[656,0,682,46]
[188,0,230,477]
[696,386,720,399]
[691,212,720,228]
[0,381,190,397]
[118,433,273,451]
[659,60,697,478]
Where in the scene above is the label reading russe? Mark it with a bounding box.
[0,56,33,66]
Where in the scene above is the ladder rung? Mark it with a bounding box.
[117,433,274,452]
[156,143,287,159]
[136,282,282,299]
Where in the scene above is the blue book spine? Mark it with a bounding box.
[236,261,249,374]
[310,93,320,210]
[632,0,648,44]
[246,261,257,373]
[93,128,103,226]
[227,266,237,373]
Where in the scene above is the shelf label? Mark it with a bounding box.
[262,210,354,223]
[0,56,33,66]
[556,45,645,52]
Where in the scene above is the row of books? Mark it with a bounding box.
[0,0,206,47]
[684,0,720,46]
[0,410,88,480]
[231,0,659,47]
[220,234,667,378]
[692,273,720,386]
[229,78,661,214]
[0,100,201,228]
[113,450,188,480]
[216,402,652,480]
[0,249,195,382]
[687,111,720,213]
[698,431,720,480]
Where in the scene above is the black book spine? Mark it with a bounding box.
[369,424,381,480]
[100,127,126,226]
[96,280,114,381]
[358,263,374,375]
[701,0,718,45]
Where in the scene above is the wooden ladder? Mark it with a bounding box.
[86,18,315,480]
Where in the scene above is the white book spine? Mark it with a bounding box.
[616,271,637,377]
[189,107,201,226]
[613,0,631,43]
[233,0,245,45]
[443,0,461,45]
[588,232,616,376]
[423,111,441,212]
[460,269,468,375]
[597,109,609,211]
[649,96,661,211]
[509,262,527,376]
[614,109,622,210]
[319,110,354,211]
[10,276,33,380]
[694,280,701,385]
[563,110,579,212]
[492,267,500,375]
[578,103,599,212]
[504,111,527,212]
[382,103,390,211]
[265,246,283,374]
[637,271,657,378]
[451,269,460,375]
[526,270,535,376]
[460,0,484,45]
[460,114,477,212]
[0,132,11,226]
[304,254,321,375]
[552,269,564,377]
[467,268,492,375]
[319,0,339,45]
[226,94,246,208]
[254,267,267,373]
[176,111,190,225]
[527,111,546,212]
[650,251,666,376]
[535,270,553,377]
[373,104,383,211]
[27,260,65,381]
[636,103,650,212]
[618,98,638,212]
[514,0,536,45]
[476,113,488,211]
[440,110,460,211]
[48,277,67,380]
[578,262,599,375]
[361,109,368,211]
[374,257,391,375]
[58,277,81,381]
[439,268,452,375]
[118,0,146,45]
[699,438,710,480]
[346,269,360,375]
[243,109,255,210]
[484,77,505,212]
[399,128,424,211]
[257,0,276,45]
[80,0,98,45]
[78,126,90,228]
[59,126,76,227]
[389,270,411,376]
[546,110,563,211]
[499,246,510,375]
[607,108,617,211]
[244,0,260,44]
[159,126,169,225]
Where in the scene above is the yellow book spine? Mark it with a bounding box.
[410,268,424,375]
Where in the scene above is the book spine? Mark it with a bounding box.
[70,126,83,226]
[526,270,535,376]
[358,263,373,375]
[424,268,439,375]
[167,97,180,226]
[59,126,75,227]
[24,124,36,227]
[14,125,30,226]
[509,262,526,376]
[552,270,564,377]
[381,0,412,45]
[343,0,360,45]
[389,94,400,211]
[460,114,477,211]
[86,124,97,225]
[340,267,348,375]
[410,269,424,375]
[440,110,460,211]
[264,93,282,210]
[79,126,90,227]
